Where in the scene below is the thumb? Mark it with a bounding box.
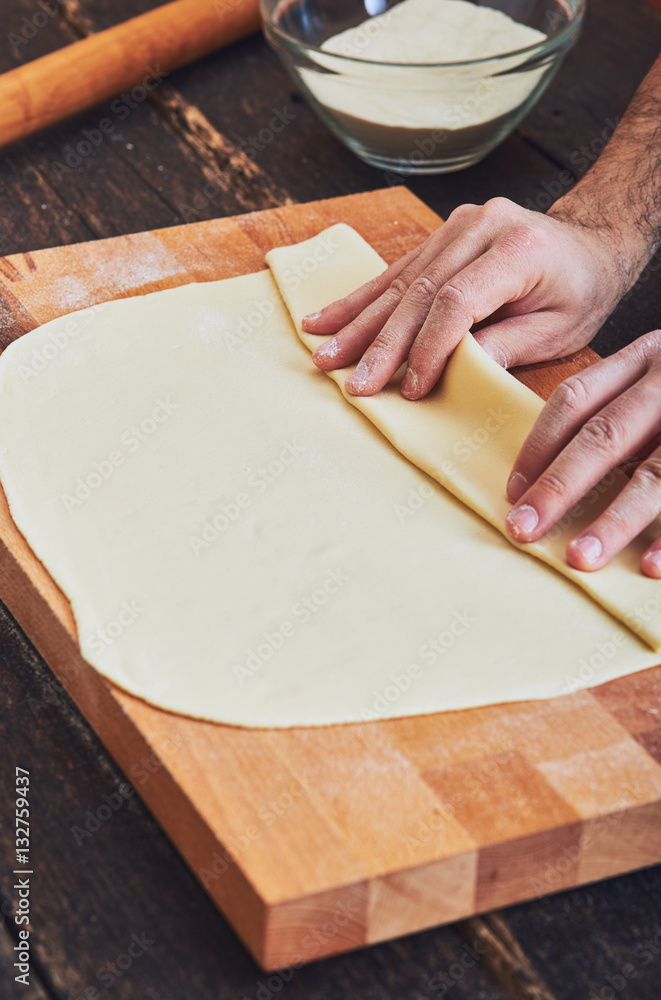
[473,312,564,369]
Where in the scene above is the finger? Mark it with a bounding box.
[473,311,568,369]
[311,245,467,372]
[312,208,482,374]
[400,231,544,399]
[641,532,661,578]
[505,371,661,545]
[565,446,661,571]
[623,433,661,471]
[342,223,500,395]
[304,204,478,337]
[506,339,652,503]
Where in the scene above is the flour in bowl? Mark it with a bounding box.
[322,0,546,63]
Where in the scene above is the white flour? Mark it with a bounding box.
[322,0,546,63]
[301,0,548,133]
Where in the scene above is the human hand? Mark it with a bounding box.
[505,331,661,577]
[302,197,629,399]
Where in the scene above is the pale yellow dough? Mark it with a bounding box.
[0,224,658,728]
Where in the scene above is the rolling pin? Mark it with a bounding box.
[0,0,261,148]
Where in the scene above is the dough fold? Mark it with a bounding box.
[266,224,661,652]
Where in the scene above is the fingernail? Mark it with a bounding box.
[569,535,603,565]
[401,368,419,397]
[506,504,538,540]
[347,360,369,390]
[303,311,321,325]
[643,550,661,577]
[507,471,528,503]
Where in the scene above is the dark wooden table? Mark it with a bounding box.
[1,1,661,998]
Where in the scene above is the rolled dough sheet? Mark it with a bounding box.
[0,227,656,728]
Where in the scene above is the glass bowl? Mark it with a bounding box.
[261,0,585,174]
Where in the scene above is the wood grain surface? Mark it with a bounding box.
[0,0,261,148]
[1,0,661,996]
[1,187,660,971]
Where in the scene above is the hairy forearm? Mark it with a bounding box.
[548,52,661,295]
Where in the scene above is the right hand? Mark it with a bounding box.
[302,197,631,399]
[505,330,661,577]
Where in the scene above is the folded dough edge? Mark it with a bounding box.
[266,223,661,652]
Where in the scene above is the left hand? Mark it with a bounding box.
[302,198,628,399]
[505,330,661,577]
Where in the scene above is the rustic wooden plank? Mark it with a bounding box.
[0,0,173,246]
[515,0,661,360]
[465,868,661,1000]
[0,0,288,253]
[0,920,52,1000]
[521,0,661,174]
[56,0,295,213]
[458,915,559,1000]
[0,1,100,252]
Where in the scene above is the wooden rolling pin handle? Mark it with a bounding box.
[0,0,261,148]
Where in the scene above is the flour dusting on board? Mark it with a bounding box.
[14,235,191,327]
[109,237,190,295]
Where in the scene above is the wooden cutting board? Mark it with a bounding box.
[1,187,661,972]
